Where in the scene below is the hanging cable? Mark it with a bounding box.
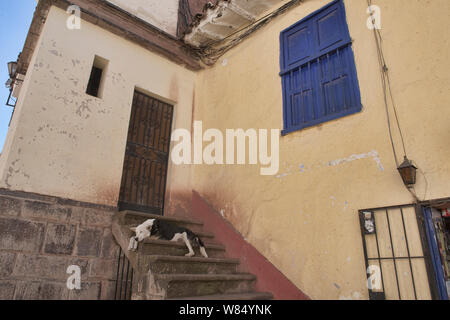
[367,0,425,202]
[385,67,408,157]
[367,0,409,167]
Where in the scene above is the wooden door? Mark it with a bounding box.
[119,91,173,215]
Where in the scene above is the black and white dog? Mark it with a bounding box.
[128,219,208,258]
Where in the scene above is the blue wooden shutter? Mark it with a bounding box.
[280,16,317,129]
[314,1,359,120]
[280,0,361,134]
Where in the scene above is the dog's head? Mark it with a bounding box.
[130,219,155,242]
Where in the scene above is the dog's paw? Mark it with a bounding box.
[200,247,208,258]
[127,238,134,251]
[128,237,139,251]
[185,252,195,257]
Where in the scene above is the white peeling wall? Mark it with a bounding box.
[106,0,179,36]
[0,6,196,206]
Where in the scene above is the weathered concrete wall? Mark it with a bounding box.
[0,6,196,210]
[192,0,450,299]
[0,189,119,300]
[106,0,179,37]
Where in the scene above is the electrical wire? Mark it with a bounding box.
[367,0,425,202]
[367,0,408,167]
[418,167,429,200]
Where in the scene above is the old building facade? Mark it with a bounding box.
[1,0,449,300]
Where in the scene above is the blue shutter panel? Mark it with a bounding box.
[314,1,351,55]
[290,61,321,126]
[282,20,314,70]
[318,47,356,117]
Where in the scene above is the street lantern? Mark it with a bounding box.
[5,78,12,89]
[397,156,417,187]
[6,61,19,107]
[7,61,17,79]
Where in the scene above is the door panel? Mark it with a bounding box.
[119,91,173,215]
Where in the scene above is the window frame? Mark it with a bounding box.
[279,0,362,136]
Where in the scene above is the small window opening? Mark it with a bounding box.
[86,55,108,98]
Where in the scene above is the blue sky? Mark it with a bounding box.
[0,0,37,152]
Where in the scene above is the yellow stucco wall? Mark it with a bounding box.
[0,6,196,207]
[192,0,450,299]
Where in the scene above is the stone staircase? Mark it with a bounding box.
[111,210,273,300]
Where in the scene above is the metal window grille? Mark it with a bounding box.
[359,204,436,300]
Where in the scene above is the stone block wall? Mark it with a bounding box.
[0,189,120,300]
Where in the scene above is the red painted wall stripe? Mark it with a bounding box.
[191,191,310,300]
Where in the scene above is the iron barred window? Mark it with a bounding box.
[279,0,362,135]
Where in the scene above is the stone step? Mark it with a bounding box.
[113,211,274,301]
[169,292,274,300]
[154,273,256,299]
[145,255,239,274]
[140,239,227,258]
[122,210,203,230]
